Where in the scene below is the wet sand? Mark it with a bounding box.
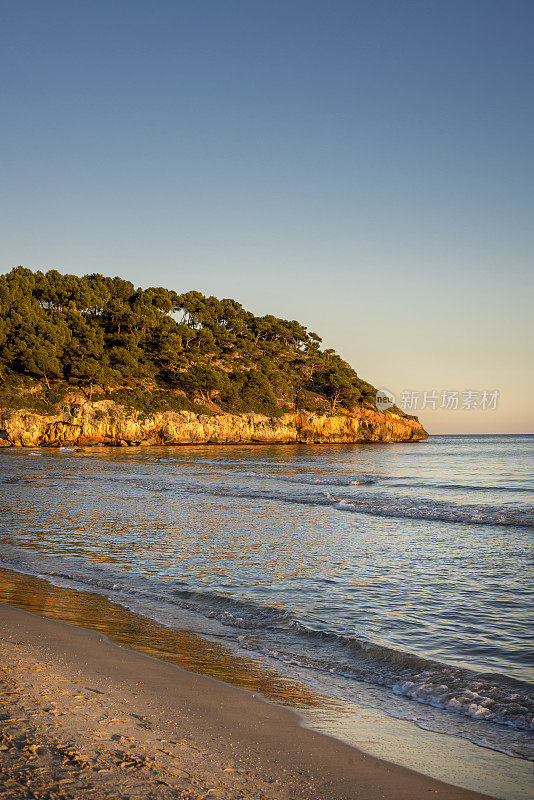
[0,602,493,800]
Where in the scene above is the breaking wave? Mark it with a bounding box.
[0,547,532,743]
[111,474,534,528]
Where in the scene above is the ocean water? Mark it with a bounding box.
[0,435,533,770]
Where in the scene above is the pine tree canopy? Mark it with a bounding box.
[0,267,387,417]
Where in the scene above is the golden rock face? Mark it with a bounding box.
[0,402,428,447]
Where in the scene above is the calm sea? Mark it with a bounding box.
[1,435,532,767]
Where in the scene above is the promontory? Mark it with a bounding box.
[0,267,428,447]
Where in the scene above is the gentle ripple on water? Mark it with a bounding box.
[0,435,532,762]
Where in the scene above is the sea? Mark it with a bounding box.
[0,435,533,797]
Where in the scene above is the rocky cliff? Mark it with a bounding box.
[0,401,428,447]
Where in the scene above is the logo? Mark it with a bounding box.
[375,388,395,411]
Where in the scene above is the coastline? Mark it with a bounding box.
[0,601,491,800]
[1,435,533,800]
[0,403,428,447]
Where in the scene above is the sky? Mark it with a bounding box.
[1,0,532,434]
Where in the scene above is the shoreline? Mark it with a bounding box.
[0,404,428,448]
[0,601,492,800]
[1,565,532,800]
[1,439,427,448]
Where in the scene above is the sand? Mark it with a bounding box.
[0,602,495,800]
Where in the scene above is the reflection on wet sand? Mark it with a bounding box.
[0,567,337,712]
[2,567,532,800]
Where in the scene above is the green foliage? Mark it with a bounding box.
[315,363,363,411]
[104,387,210,416]
[0,376,70,414]
[0,266,383,416]
[219,370,279,416]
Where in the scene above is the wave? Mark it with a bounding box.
[241,472,532,494]
[1,548,532,740]
[39,449,532,498]
[324,493,534,528]
[147,588,534,734]
[140,460,531,495]
[115,475,534,528]
[388,480,533,494]
[238,633,534,735]
[143,464,379,487]
[244,471,378,487]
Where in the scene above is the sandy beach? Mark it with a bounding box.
[0,602,494,800]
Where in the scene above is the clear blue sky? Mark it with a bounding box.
[1,0,532,432]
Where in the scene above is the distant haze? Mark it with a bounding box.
[1,1,532,433]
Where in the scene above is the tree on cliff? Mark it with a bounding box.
[317,364,362,411]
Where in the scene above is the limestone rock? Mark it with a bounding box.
[0,401,428,447]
